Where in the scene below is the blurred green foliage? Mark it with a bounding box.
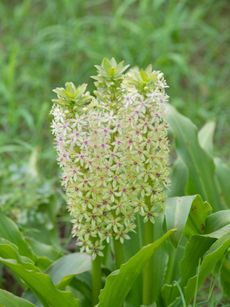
[0,0,229,213]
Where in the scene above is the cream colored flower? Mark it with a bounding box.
[51,59,169,257]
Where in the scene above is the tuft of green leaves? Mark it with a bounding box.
[92,58,129,108]
[125,65,159,96]
[52,82,92,116]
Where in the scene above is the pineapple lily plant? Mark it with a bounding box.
[51,58,170,304]
[0,59,229,307]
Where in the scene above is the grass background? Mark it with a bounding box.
[0,0,229,212]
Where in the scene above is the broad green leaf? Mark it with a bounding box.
[98,229,175,307]
[180,236,215,286]
[69,272,92,307]
[185,198,212,237]
[163,227,230,305]
[0,289,35,307]
[47,252,91,288]
[205,210,230,233]
[165,195,211,246]
[0,241,79,307]
[165,195,196,245]
[202,224,230,239]
[164,194,211,288]
[28,238,62,261]
[184,233,230,303]
[169,157,188,197]
[0,212,35,260]
[198,121,215,155]
[214,158,230,209]
[166,105,222,210]
[181,224,230,288]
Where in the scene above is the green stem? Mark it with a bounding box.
[92,256,101,306]
[113,239,124,268]
[142,220,154,305]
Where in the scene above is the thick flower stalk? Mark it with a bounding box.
[51,59,169,259]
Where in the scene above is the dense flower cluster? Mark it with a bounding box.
[51,59,169,257]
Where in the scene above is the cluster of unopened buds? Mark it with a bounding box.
[51,58,169,258]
